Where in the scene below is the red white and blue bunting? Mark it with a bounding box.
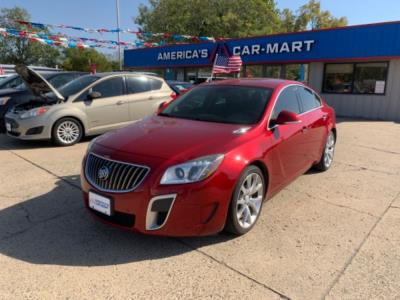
[9,19,218,42]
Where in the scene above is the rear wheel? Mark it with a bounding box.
[225,165,265,235]
[52,118,83,146]
[314,130,335,171]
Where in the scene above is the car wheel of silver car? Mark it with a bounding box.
[225,165,265,235]
[315,130,336,171]
[52,118,83,146]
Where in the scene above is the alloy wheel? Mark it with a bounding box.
[56,121,80,144]
[324,132,335,168]
[236,172,264,229]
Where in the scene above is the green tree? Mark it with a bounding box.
[135,0,281,41]
[61,48,117,72]
[280,0,347,32]
[0,7,61,66]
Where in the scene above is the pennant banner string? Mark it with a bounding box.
[0,27,166,49]
[5,18,218,42]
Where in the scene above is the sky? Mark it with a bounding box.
[1,0,400,56]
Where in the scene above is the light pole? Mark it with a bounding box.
[116,0,122,70]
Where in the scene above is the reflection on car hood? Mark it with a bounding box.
[94,115,256,161]
[14,65,64,101]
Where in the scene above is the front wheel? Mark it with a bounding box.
[52,118,83,146]
[314,130,336,171]
[225,165,266,235]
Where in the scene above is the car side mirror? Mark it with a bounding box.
[87,91,101,100]
[275,110,302,126]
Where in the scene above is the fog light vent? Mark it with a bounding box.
[26,126,44,135]
[146,194,176,230]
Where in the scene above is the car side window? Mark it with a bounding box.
[298,87,321,112]
[90,77,125,99]
[126,77,163,94]
[271,86,301,120]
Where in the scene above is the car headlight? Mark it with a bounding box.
[160,154,224,185]
[0,97,10,105]
[20,107,49,119]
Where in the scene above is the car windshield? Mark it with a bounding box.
[47,75,100,98]
[160,85,273,125]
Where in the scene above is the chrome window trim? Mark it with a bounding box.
[145,194,177,231]
[267,84,322,130]
[85,152,150,194]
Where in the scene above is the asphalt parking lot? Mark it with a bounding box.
[0,119,399,299]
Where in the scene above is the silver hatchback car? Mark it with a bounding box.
[5,66,174,146]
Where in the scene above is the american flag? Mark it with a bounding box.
[212,54,242,74]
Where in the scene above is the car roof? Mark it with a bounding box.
[207,78,300,89]
[94,72,163,79]
[167,80,192,84]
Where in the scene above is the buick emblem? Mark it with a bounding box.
[98,166,110,181]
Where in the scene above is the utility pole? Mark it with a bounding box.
[116,0,122,70]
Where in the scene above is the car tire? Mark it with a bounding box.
[52,117,83,146]
[314,130,336,171]
[225,165,266,236]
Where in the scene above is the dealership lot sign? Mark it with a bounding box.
[124,22,400,68]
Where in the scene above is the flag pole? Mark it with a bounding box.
[208,53,218,82]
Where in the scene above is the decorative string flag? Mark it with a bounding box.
[0,27,163,49]
[11,19,218,42]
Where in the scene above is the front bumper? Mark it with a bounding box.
[80,147,237,237]
[4,113,51,140]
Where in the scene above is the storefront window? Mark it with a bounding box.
[323,64,353,93]
[354,63,388,94]
[185,68,198,83]
[323,62,388,94]
[285,64,308,82]
[245,65,263,78]
[266,65,281,78]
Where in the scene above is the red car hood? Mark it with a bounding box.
[95,115,256,161]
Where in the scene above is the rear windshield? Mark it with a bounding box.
[160,85,273,125]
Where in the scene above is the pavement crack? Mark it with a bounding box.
[0,207,81,242]
[335,161,398,176]
[175,238,292,300]
[353,144,400,155]
[315,197,378,218]
[1,147,81,190]
[321,189,400,299]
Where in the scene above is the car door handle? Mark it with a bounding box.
[116,100,125,105]
[322,114,328,121]
[301,126,308,133]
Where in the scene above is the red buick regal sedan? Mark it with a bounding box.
[80,79,336,237]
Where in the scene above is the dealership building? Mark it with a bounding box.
[124,21,400,121]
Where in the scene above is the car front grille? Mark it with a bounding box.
[85,153,150,193]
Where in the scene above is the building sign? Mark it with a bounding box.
[232,40,315,56]
[124,22,400,68]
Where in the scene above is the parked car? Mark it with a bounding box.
[80,78,336,237]
[167,80,193,95]
[0,67,86,132]
[0,74,24,90]
[5,67,174,146]
[0,74,12,81]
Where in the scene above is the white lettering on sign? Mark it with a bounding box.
[238,40,316,56]
[157,49,209,61]
[280,42,290,53]
[156,40,315,61]
[266,43,279,54]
